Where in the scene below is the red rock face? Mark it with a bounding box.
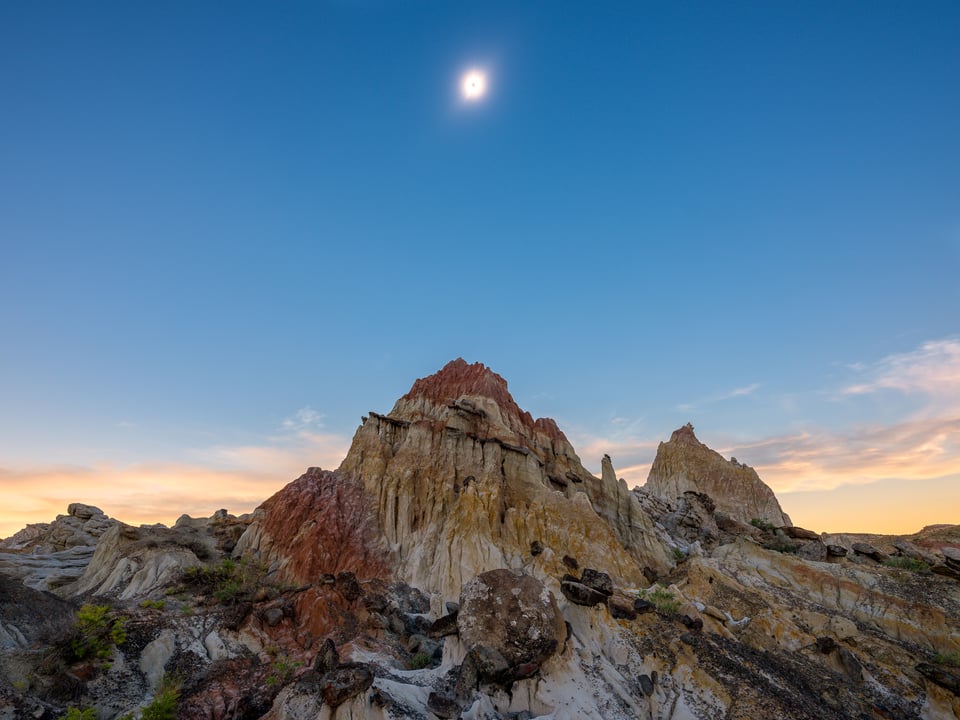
[402,358,568,444]
[258,468,391,585]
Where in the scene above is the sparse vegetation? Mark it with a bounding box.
[57,707,97,720]
[182,558,268,605]
[750,518,776,532]
[769,541,799,555]
[639,586,681,616]
[265,655,304,686]
[140,674,181,720]
[409,651,431,670]
[932,650,960,667]
[883,556,931,574]
[671,547,687,563]
[139,599,166,610]
[69,604,127,661]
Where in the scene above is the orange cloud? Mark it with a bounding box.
[0,431,351,540]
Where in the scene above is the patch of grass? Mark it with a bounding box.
[770,541,799,555]
[182,558,268,605]
[69,604,126,661]
[141,674,181,720]
[639,587,681,616]
[671,547,687,563]
[57,708,97,720]
[265,655,304,686]
[750,518,776,532]
[139,599,166,610]
[408,651,431,670]
[933,650,960,667]
[883,556,931,574]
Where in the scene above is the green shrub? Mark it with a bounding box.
[57,708,97,720]
[750,518,776,532]
[639,587,681,616]
[182,558,267,605]
[883,556,931,574]
[933,650,960,667]
[265,655,304,686]
[139,599,166,610]
[770,541,799,554]
[70,604,126,661]
[671,547,687,563]
[141,675,180,720]
[409,651,431,670]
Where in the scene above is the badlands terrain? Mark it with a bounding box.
[1,359,958,719]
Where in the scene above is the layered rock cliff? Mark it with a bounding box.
[337,358,671,600]
[645,422,791,527]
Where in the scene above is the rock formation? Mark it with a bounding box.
[337,358,671,600]
[644,422,792,527]
[1,360,959,720]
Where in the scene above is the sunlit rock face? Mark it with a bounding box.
[645,423,791,527]
[337,358,671,601]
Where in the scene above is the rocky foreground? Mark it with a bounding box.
[1,359,959,720]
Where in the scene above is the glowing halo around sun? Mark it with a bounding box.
[460,69,487,101]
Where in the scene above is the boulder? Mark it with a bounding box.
[580,568,613,597]
[428,611,459,639]
[784,526,820,541]
[427,692,462,719]
[319,663,374,708]
[313,638,339,675]
[560,580,608,607]
[852,543,887,562]
[457,569,565,671]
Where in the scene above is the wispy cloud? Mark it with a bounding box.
[842,338,960,402]
[280,407,326,432]
[723,415,960,493]
[676,382,761,412]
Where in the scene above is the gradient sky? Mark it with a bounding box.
[2,1,958,538]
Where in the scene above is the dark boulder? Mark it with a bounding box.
[319,663,374,708]
[560,580,608,607]
[580,568,613,597]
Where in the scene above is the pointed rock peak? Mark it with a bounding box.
[670,423,699,444]
[403,358,518,409]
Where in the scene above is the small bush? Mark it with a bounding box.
[141,675,180,720]
[139,600,166,610]
[883,557,931,574]
[750,518,776,532]
[70,604,126,661]
[182,558,267,605]
[671,547,687,563]
[933,650,960,667]
[640,587,680,616]
[58,708,97,720]
[265,656,304,686]
[409,651,431,670]
[770,541,799,555]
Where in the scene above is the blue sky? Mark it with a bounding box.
[1,1,958,536]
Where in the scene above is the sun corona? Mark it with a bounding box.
[460,69,487,101]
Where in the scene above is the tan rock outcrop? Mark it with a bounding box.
[645,423,791,527]
[337,359,671,600]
